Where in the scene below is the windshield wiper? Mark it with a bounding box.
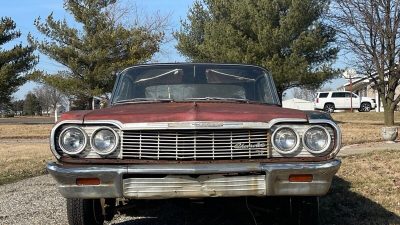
[185,97,252,103]
[114,98,173,105]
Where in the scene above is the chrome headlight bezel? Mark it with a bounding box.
[271,126,300,155]
[90,127,119,155]
[58,126,88,155]
[302,125,332,154]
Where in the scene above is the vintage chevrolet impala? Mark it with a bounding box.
[47,63,341,225]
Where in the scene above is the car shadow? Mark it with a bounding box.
[112,176,400,225]
[320,176,400,225]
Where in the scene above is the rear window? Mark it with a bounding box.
[332,92,345,98]
[318,93,329,98]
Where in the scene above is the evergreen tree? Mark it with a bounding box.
[29,0,165,109]
[175,0,339,100]
[11,99,24,116]
[23,93,41,116]
[0,17,38,105]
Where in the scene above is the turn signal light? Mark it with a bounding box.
[76,178,100,185]
[289,174,313,182]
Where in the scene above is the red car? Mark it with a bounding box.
[47,63,341,225]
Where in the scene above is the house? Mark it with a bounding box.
[339,74,400,112]
[282,98,314,111]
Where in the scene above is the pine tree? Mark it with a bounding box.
[23,92,41,116]
[175,0,339,100]
[29,0,165,109]
[0,17,38,105]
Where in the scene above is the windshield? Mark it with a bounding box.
[111,64,280,105]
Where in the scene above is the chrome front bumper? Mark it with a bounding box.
[47,160,341,199]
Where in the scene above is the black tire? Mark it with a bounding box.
[323,103,335,113]
[289,197,320,225]
[360,102,371,112]
[67,198,105,225]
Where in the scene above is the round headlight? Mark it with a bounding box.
[59,127,87,155]
[91,128,118,155]
[272,127,299,154]
[303,126,331,154]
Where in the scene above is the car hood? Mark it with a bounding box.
[61,102,308,123]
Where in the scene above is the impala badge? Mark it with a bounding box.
[234,143,266,149]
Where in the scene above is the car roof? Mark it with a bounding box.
[119,63,268,74]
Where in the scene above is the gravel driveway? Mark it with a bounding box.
[0,175,288,225]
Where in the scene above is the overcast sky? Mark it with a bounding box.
[1,0,345,100]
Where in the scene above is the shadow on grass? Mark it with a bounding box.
[113,176,400,225]
[320,176,400,225]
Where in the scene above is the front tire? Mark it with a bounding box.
[67,198,105,225]
[360,102,371,112]
[289,197,320,225]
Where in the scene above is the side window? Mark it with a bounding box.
[319,93,329,98]
[352,93,358,98]
[344,92,352,98]
[332,92,345,98]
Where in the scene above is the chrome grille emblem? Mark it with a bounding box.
[234,143,266,149]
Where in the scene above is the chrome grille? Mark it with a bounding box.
[122,130,269,160]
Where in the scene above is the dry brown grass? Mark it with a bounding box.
[0,124,52,139]
[321,150,400,225]
[0,142,52,185]
[330,112,400,145]
[338,123,382,145]
[332,111,400,124]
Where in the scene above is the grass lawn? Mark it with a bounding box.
[0,142,52,185]
[331,112,400,145]
[332,111,400,124]
[320,150,400,225]
[0,124,52,139]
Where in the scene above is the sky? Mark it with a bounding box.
[1,0,346,100]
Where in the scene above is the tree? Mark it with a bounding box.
[0,17,38,105]
[34,84,66,115]
[23,93,41,116]
[175,0,339,100]
[292,88,317,101]
[29,0,166,109]
[11,99,24,116]
[330,0,400,126]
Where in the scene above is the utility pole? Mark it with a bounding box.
[343,69,358,112]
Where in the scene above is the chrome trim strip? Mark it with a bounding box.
[83,118,308,130]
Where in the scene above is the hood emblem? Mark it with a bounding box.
[191,122,224,127]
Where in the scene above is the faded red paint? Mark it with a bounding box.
[61,102,307,123]
[61,110,91,121]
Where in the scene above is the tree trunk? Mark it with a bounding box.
[384,106,395,126]
[277,89,284,105]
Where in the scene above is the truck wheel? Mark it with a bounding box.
[360,102,371,112]
[67,198,105,225]
[323,103,335,113]
[289,197,320,225]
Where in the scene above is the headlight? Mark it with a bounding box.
[58,127,87,155]
[91,128,119,155]
[303,126,331,154]
[272,127,299,154]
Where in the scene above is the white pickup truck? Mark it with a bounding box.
[314,91,376,113]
